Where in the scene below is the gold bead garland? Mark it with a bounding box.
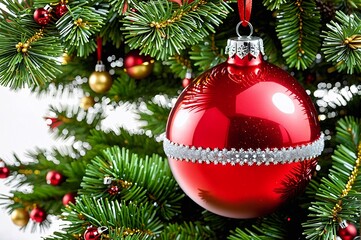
[15,29,44,54]
[332,143,361,221]
[343,35,361,50]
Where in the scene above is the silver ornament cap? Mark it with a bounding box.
[225,21,264,59]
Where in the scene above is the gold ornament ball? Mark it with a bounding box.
[125,61,154,79]
[80,96,95,110]
[11,208,29,227]
[88,71,113,93]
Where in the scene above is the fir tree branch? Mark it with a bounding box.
[46,196,163,239]
[48,104,105,141]
[161,222,216,239]
[56,4,109,57]
[228,214,287,240]
[322,11,361,74]
[122,0,231,60]
[85,128,165,159]
[80,147,184,220]
[139,100,171,136]
[189,34,227,72]
[303,117,361,240]
[262,0,287,10]
[0,10,63,88]
[276,0,321,70]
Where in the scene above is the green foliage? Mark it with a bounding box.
[56,3,109,57]
[139,100,171,136]
[0,1,63,88]
[122,0,231,60]
[276,0,321,70]
[48,104,105,141]
[80,147,184,220]
[46,196,163,239]
[303,117,361,240]
[86,128,165,158]
[322,11,361,74]
[189,34,227,72]
[262,0,287,10]
[160,222,216,240]
[228,214,287,240]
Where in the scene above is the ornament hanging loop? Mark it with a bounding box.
[236,21,253,38]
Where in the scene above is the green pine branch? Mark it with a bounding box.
[85,128,165,159]
[263,0,287,10]
[122,0,231,60]
[161,222,216,240]
[276,0,321,70]
[56,3,109,57]
[48,104,105,141]
[0,0,63,88]
[139,100,171,136]
[322,11,361,74]
[80,147,184,220]
[228,214,287,240]
[303,117,361,240]
[46,196,163,239]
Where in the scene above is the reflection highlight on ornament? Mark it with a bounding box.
[272,92,295,114]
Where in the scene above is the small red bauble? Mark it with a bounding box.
[124,50,154,79]
[33,8,51,26]
[108,185,120,195]
[84,226,108,240]
[182,78,192,88]
[46,170,64,185]
[55,4,68,18]
[62,192,76,206]
[338,222,358,240]
[164,36,324,218]
[30,207,47,223]
[0,166,10,179]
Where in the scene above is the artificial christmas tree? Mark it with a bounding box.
[0,0,360,239]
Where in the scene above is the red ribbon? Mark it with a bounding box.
[238,0,252,27]
[97,37,102,61]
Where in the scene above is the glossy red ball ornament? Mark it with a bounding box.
[33,8,51,26]
[338,221,358,240]
[108,185,120,195]
[84,226,108,240]
[0,164,10,178]
[62,192,76,206]
[55,4,68,18]
[30,207,46,223]
[124,50,154,79]
[164,36,324,218]
[46,170,64,186]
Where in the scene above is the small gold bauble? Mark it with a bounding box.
[80,96,95,110]
[88,71,113,93]
[125,61,154,79]
[11,208,29,227]
[61,53,72,65]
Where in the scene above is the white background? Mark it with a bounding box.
[0,86,63,239]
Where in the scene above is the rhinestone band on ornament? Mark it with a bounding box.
[163,133,324,166]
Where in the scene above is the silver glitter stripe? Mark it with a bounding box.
[163,133,324,166]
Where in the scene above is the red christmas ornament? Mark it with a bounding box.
[338,221,358,240]
[33,7,51,26]
[84,226,108,240]
[0,161,10,179]
[55,4,68,18]
[164,34,324,218]
[30,207,46,223]
[46,170,64,186]
[108,185,120,195]
[124,50,154,79]
[44,117,63,129]
[62,192,76,206]
[182,69,193,88]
